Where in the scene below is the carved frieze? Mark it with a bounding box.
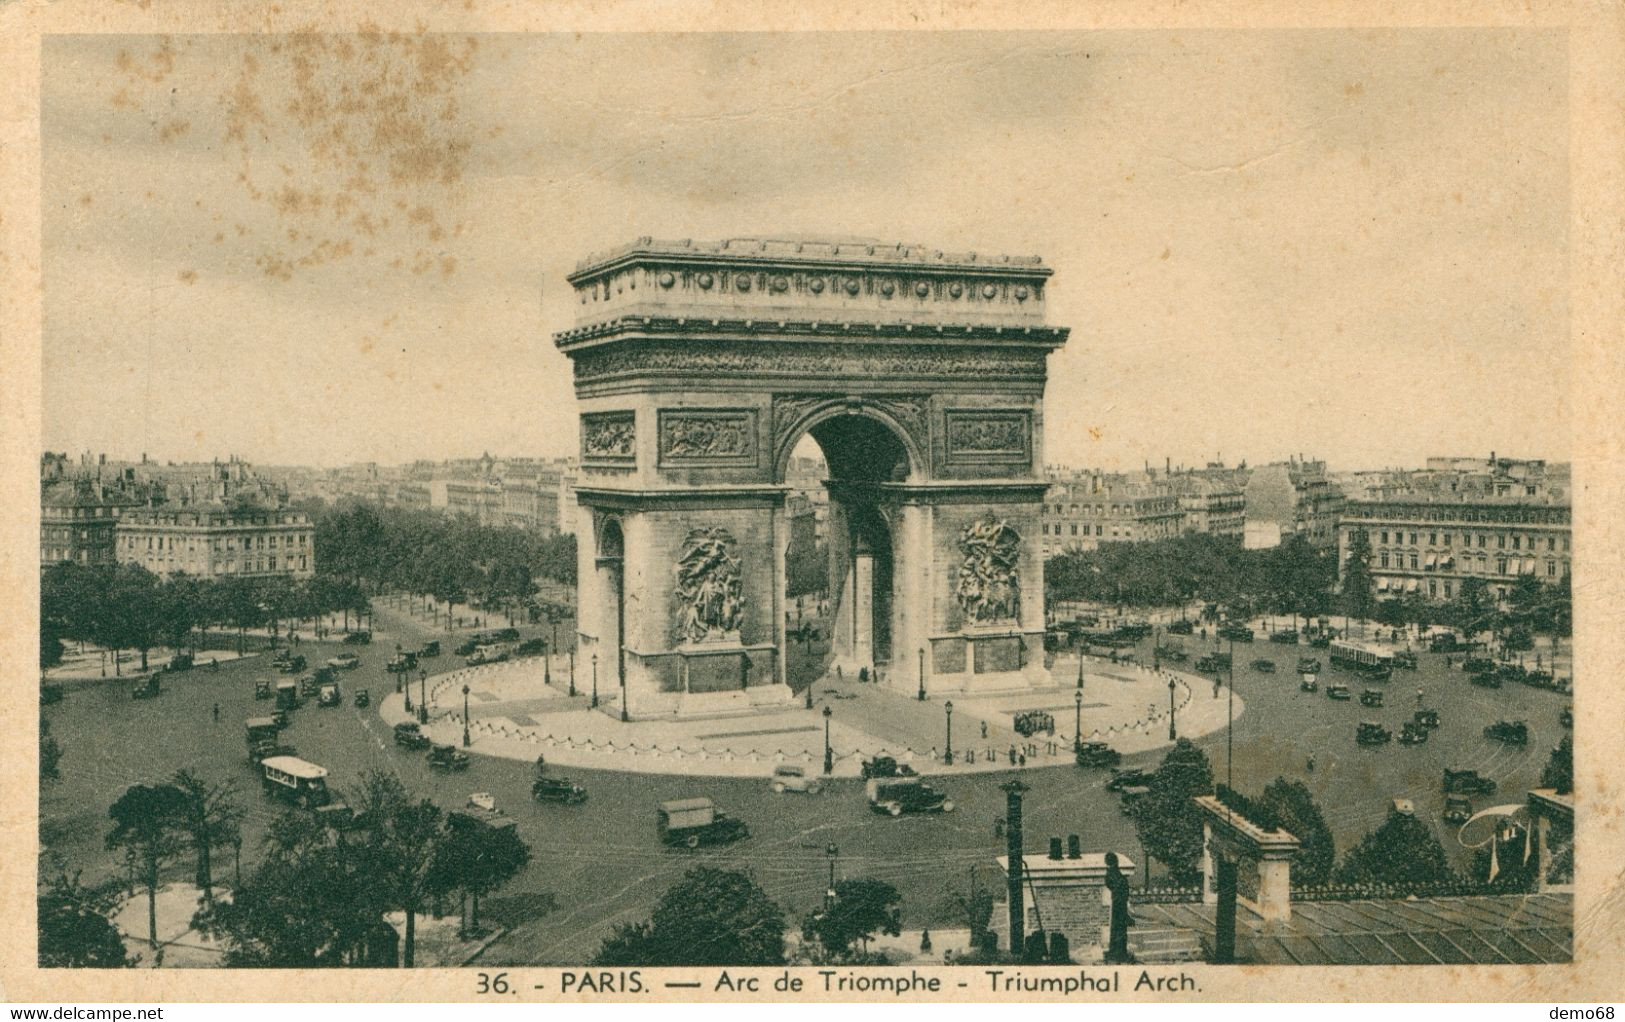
[674,527,745,644]
[944,410,1032,465]
[658,409,758,467]
[581,411,635,463]
[956,516,1022,625]
[770,393,929,471]
[574,342,1048,385]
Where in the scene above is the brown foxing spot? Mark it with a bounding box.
[178,270,197,285]
[78,193,93,207]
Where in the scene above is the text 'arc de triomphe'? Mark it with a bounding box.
[558,237,1070,719]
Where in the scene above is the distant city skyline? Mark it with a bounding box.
[43,30,1569,471]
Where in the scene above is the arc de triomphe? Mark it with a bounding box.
[558,237,1070,719]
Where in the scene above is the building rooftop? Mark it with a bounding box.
[570,236,1050,279]
[1138,892,1571,965]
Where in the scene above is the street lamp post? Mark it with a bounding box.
[917,647,927,701]
[943,700,954,765]
[403,665,412,711]
[462,684,471,747]
[542,639,551,688]
[1076,653,1084,690]
[1074,689,1084,750]
[825,844,839,908]
[418,669,428,725]
[568,648,576,698]
[620,652,630,723]
[822,705,833,775]
[1168,675,1178,740]
[590,652,599,709]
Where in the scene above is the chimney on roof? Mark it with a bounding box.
[1048,837,1063,860]
[1067,834,1082,859]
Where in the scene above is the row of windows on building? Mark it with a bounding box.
[1363,507,1569,525]
[131,553,309,574]
[1358,528,1570,553]
[121,532,309,553]
[1373,551,1568,577]
[1050,501,1175,516]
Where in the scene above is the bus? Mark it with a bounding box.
[1329,639,1396,672]
[261,755,332,809]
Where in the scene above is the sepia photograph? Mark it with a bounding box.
[5,0,1623,1006]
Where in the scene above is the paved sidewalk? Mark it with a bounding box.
[383,653,1241,779]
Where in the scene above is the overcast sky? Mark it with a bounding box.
[42,29,1569,472]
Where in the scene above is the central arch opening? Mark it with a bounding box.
[783,412,915,693]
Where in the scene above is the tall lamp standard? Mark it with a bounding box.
[1074,689,1084,751]
[403,664,413,711]
[943,700,955,766]
[620,653,630,723]
[825,844,839,908]
[461,684,471,747]
[568,648,576,698]
[822,705,833,775]
[418,669,428,725]
[1167,675,1178,741]
[542,639,551,689]
[917,647,927,701]
[590,652,599,709]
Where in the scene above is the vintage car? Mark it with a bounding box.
[1327,683,1351,701]
[1363,666,1394,683]
[1309,635,1332,649]
[393,721,432,750]
[1428,632,1463,652]
[275,680,300,711]
[866,777,954,816]
[254,679,273,700]
[313,665,337,684]
[1483,720,1530,745]
[515,637,547,657]
[269,708,290,728]
[1166,619,1194,635]
[1560,705,1573,729]
[165,652,194,672]
[769,764,822,795]
[1414,708,1441,729]
[1393,651,1418,670]
[467,792,499,813]
[427,744,471,771]
[466,645,511,666]
[1155,645,1189,663]
[1075,741,1122,769]
[298,674,320,698]
[1360,688,1385,708]
[860,755,919,780]
[277,655,307,674]
[1218,623,1255,643]
[1268,630,1300,645]
[1105,767,1152,793]
[1014,710,1056,737]
[341,630,371,645]
[1443,768,1497,795]
[1443,795,1474,824]
[657,797,749,849]
[418,640,441,658]
[1296,657,1322,674]
[1250,659,1277,673]
[1195,652,1233,673]
[1356,721,1392,746]
[454,639,480,657]
[272,648,294,666]
[1398,721,1429,745]
[327,653,361,671]
[130,673,162,700]
[1118,785,1151,815]
[1299,674,1319,692]
[532,776,588,805]
[386,651,419,674]
[317,682,342,708]
[353,688,370,708]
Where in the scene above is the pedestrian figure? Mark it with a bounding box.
[1417,687,1424,706]
[212,703,219,723]
[209,658,218,672]
[1307,753,1316,772]
[994,818,1005,839]
[980,721,989,740]
[1445,655,1453,669]
[1103,852,1135,964]
[1018,753,1026,768]
[1009,746,1017,766]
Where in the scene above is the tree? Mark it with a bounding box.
[593,867,786,966]
[41,612,66,669]
[197,810,382,967]
[104,564,165,671]
[802,877,902,960]
[350,770,445,968]
[1340,529,1376,624]
[106,783,190,949]
[38,859,133,968]
[1337,808,1457,886]
[1257,778,1335,886]
[40,719,63,783]
[169,770,243,907]
[429,814,531,935]
[1130,738,1214,884]
[1540,732,1573,795]
[1451,577,1493,635]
